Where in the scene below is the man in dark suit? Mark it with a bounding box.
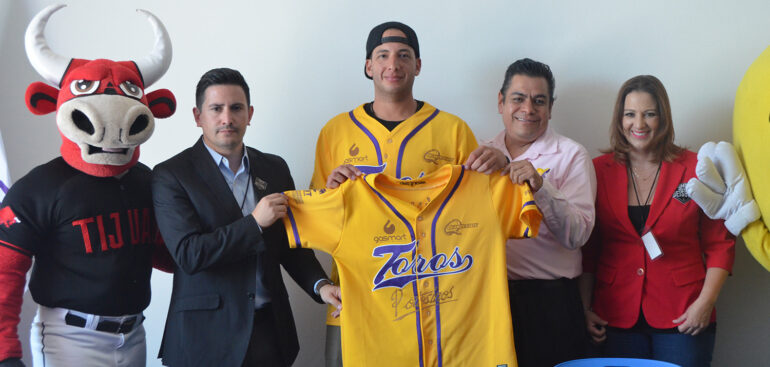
[152,68,340,367]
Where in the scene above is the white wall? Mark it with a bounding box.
[2,0,769,365]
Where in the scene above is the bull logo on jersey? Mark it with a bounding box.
[0,206,20,228]
[444,219,479,235]
[349,143,360,156]
[383,220,395,234]
[423,149,453,165]
[372,241,473,290]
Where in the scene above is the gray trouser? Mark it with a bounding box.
[325,325,342,367]
[31,306,146,367]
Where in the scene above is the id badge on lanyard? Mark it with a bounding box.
[641,231,663,260]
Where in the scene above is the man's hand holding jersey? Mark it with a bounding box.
[320,284,343,318]
[251,193,290,227]
[502,160,543,192]
[464,145,509,174]
[326,164,364,189]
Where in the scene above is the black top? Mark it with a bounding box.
[628,205,651,236]
[0,157,156,315]
[364,100,425,131]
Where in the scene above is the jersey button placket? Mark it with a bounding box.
[384,138,393,160]
[415,215,436,366]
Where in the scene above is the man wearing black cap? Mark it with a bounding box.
[309,21,507,367]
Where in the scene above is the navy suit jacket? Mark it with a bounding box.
[152,137,326,367]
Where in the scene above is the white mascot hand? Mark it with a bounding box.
[686,141,760,235]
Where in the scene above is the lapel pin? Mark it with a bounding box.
[253,176,268,191]
[673,183,690,204]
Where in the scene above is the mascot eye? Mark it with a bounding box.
[119,81,144,99]
[70,80,100,95]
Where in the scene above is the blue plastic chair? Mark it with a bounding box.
[555,358,681,367]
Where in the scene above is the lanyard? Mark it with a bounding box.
[629,161,661,226]
[239,171,251,211]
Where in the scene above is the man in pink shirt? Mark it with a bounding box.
[488,58,597,367]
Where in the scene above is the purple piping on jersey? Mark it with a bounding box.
[286,207,302,248]
[0,180,9,194]
[349,111,383,166]
[365,179,424,367]
[521,200,536,238]
[429,166,464,367]
[395,109,440,179]
[356,163,387,175]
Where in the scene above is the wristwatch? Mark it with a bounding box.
[314,278,334,295]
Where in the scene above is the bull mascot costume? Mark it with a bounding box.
[0,4,175,366]
[686,47,770,272]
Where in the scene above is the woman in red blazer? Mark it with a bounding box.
[580,75,734,367]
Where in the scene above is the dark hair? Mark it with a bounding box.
[195,68,250,109]
[499,58,556,103]
[606,75,683,163]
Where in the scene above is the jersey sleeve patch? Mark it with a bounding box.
[0,206,20,229]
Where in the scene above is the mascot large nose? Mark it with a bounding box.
[25,4,172,88]
[70,109,150,138]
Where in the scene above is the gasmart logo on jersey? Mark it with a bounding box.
[371,241,473,290]
[0,206,21,228]
[444,219,479,235]
[343,143,369,164]
[423,149,453,165]
[384,220,395,234]
[373,220,407,243]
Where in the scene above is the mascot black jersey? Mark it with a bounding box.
[0,157,160,316]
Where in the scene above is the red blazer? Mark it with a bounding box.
[582,151,734,329]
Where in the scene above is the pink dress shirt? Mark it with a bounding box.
[485,127,596,279]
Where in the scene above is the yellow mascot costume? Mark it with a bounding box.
[686,47,770,271]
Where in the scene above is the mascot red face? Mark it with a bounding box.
[24,4,176,177]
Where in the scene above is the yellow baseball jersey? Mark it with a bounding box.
[311,102,479,325]
[284,165,541,367]
[310,102,478,189]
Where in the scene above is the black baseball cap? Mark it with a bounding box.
[364,21,420,79]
